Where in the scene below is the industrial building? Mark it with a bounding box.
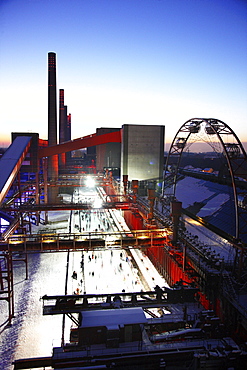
[0,53,247,369]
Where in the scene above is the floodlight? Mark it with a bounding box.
[85,177,95,188]
[94,198,102,208]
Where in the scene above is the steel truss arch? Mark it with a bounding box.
[162,118,247,243]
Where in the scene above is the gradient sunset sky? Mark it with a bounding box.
[0,0,246,149]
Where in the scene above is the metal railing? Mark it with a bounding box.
[0,229,168,252]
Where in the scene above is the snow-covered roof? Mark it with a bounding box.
[79,307,147,329]
[176,175,247,243]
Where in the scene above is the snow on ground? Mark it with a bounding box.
[197,193,229,217]
[182,215,236,263]
[176,177,215,208]
[175,177,230,215]
[154,193,236,263]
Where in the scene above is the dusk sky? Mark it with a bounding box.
[0,0,246,149]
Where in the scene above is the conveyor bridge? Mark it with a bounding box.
[0,229,167,252]
[41,287,198,316]
[1,201,130,212]
[0,136,32,206]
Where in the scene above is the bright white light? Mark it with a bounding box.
[85,177,95,188]
[94,198,102,208]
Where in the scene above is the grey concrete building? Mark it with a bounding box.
[121,124,165,181]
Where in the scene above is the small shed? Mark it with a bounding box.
[78,307,147,347]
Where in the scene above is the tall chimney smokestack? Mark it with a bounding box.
[66,112,71,161]
[59,89,65,144]
[59,89,66,166]
[47,52,58,201]
[48,52,57,148]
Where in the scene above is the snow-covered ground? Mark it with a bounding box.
[175,177,230,213]
[182,215,236,263]
[156,179,237,263]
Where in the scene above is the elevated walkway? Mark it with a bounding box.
[0,210,14,223]
[0,229,167,252]
[0,136,32,206]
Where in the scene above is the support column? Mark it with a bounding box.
[131,180,138,204]
[170,200,182,245]
[35,171,40,225]
[66,112,71,162]
[0,253,14,325]
[123,175,128,195]
[147,188,155,222]
[43,157,48,224]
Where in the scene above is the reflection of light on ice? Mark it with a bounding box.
[5,252,72,367]
[71,249,145,297]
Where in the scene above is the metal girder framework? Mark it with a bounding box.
[41,287,198,315]
[0,252,14,325]
[1,202,130,212]
[0,229,167,252]
[162,118,247,242]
